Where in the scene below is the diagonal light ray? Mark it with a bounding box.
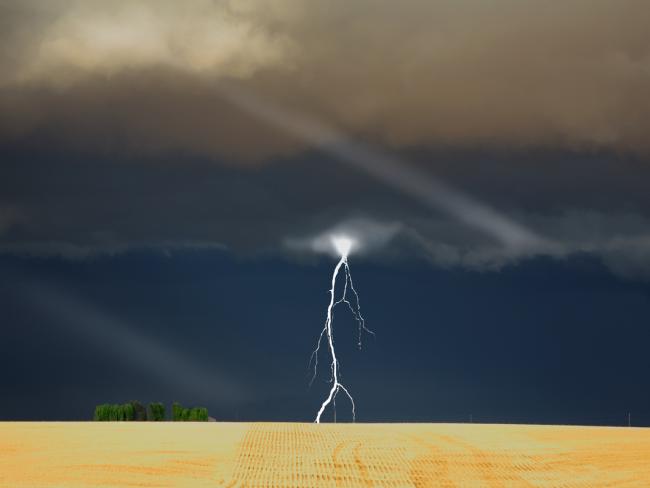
[16,282,248,407]
[219,83,556,252]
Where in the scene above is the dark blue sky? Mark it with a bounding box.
[2,1,650,426]
[2,250,649,425]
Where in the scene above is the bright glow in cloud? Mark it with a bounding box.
[331,235,356,258]
[286,218,401,257]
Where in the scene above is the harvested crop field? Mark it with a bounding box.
[1,422,649,487]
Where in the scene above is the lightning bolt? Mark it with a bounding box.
[310,236,374,423]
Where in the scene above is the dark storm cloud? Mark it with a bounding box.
[2,143,650,279]
[1,0,650,278]
[2,0,650,156]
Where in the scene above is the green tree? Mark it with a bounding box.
[148,402,166,421]
[109,404,120,421]
[170,402,209,421]
[130,400,147,421]
[123,403,135,421]
[94,403,111,421]
[94,401,143,421]
[172,402,183,421]
[196,407,209,421]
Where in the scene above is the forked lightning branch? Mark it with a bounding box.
[310,235,374,424]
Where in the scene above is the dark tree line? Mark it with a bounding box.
[172,402,209,421]
[94,401,208,421]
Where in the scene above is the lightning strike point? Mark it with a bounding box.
[331,235,355,258]
[311,234,373,423]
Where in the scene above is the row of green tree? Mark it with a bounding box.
[172,403,209,421]
[94,401,208,421]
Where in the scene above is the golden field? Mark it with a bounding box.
[1,422,649,487]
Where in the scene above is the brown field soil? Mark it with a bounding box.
[1,422,649,487]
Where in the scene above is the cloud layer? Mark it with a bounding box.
[2,0,650,156]
[2,1,650,280]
